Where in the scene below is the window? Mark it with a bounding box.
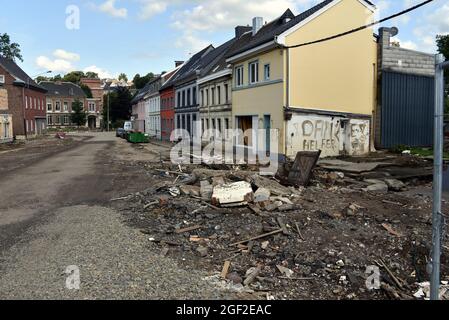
[206,89,209,106]
[55,101,61,112]
[217,118,222,134]
[217,86,221,105]
[193,87,197,105]
[249,61,259,84]
[47,103,52,112]
[34,98,37,109]
[0,75,5,84]
[264,64,271,80]
[25,96,28,109]
[64,115,70,124]
[182,91,186,107]
[235,66,244,87]
[224,84,229,103]
[201,90,204,107]
[47,115,53,125]
[177,92,181,108]
[64,102,69,112]
[225,118,229,130]
[26,120,29,132]
[55,116,61,125]
[187,89,191,106]
[88,102,96,112]
[211,88,215,105]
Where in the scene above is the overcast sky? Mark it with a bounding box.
[0,0,447,79]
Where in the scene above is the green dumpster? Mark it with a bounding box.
[127,132,150,144]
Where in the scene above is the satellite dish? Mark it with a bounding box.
[390,27,399,37]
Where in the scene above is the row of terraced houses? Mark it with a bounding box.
[131,0,436,159]
[0,54,104,141]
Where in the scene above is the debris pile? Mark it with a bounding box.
[110,150,448,300]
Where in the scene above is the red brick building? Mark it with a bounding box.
[0,57,47,138]
[160,86,176,141]
[80,78,104,129]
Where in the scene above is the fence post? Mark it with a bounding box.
[431,54,445,300]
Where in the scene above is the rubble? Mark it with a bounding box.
[110,148,448,300]
[211,181,254,207]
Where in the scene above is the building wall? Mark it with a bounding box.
[286,112,370,158]
[160,87,175,141]
[231,49,286,152]
[0,88,13,143]
[132,100,146,132]
[285,0,376,117]
[0,65,46,138]
[199,75,233,142]
[46,96,88,127]
[175,81,199,137]
[147,94,161,139]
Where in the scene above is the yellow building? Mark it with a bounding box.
[0,87,13,143]
[226,0,377,158]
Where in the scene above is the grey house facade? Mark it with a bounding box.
[376,27,435,149]
[198,26,252,143]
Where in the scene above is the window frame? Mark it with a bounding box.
[235,65,244,87]
[248,60,259,84]
[264,63,271,81]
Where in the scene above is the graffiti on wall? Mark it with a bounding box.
[287,114,370,158]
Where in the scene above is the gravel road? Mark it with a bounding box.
[0,133,234,300]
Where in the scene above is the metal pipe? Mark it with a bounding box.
[431,54,445,300]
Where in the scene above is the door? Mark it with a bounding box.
[264,115,271,154]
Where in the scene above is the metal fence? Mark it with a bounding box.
[380,71,435,148]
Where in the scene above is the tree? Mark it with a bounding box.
[0,33,23,62]
[118,73,128,82]
[70,99,87,127]
[103,87,132,128]
[62,71,85,84]
[85,71,99,79]
[133,72,155,89]
[80,84,93,98]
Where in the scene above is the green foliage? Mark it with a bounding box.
[118,73,128,82]
[84,71,99,79]
[62,71,86,84]
[437,35,449,59]
[0,33,23,62]
[133,73,155,89]
[102,87,132,128]
[80,84,93,98]
[70,99,87,127]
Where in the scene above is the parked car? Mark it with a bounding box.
[124,121,133,132]
[116,128,125,138]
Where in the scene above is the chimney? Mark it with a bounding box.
[378,27,398,48]
[235,26,252,38]
[175,61,184,68]
[252,17,263,36]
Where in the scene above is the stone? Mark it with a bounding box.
[200,180,213,200]
[261,241,269,250]
[363,183,388,193]
[384,179,406,191]
[211,181,254,207]
[179,185,201,197]
[336,260,345,267]
[254,188,271,203]
[196,246,208,257]
[226,272,243,284]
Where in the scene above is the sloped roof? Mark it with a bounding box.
[160,45,214,90]
[227,0,375,58]
[39,81,86,97]
[0,56,47,92]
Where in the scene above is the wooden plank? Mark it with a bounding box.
[221,261,231,279]
[230,229,283,247]
[288,151,321,187]
[175,225,202,234]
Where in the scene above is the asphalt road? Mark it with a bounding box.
[0,133,232,299]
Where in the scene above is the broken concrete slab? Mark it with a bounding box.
[179,185,201,197]
[249,174,292,197]
[287,151,321,186]
[211,181,254,207]
[318,159,394,174]
[254,188,271,203]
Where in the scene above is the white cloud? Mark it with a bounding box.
[53,49,80,62]
[83,65,114,79]
[138,0,169,20]
[174,31,210,55]
[92,0,127,18]
[36,56,75,73]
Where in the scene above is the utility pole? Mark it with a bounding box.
[107,92,110,132]
[431,54,449,300]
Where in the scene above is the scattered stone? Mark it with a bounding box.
[254,188,271,203]
[336,260,345,267]
[196,246,208,257]
[227,272,243,284]
[211,181,254,207]
[384,179,406,192]
[276,265,294,278]
[363,183,388,193]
